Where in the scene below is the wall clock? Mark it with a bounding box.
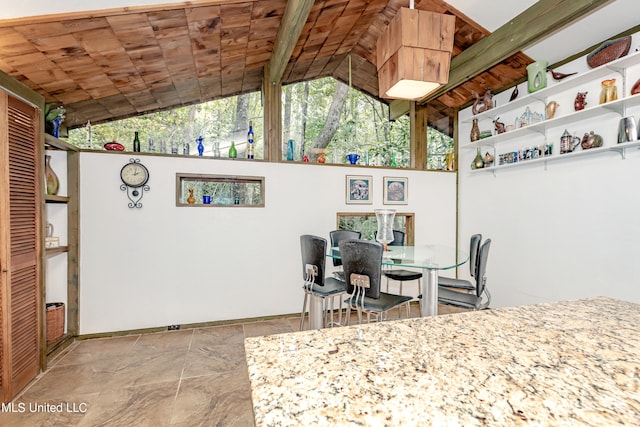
[120,158,150,208]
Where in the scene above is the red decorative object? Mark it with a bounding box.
[574,92,588,111]
[104,141,125,151]
[586,36,631,68]
[303,155,309,162]
[631,78,640,96]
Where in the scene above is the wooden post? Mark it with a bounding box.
[263,65,282,162]
[410,102,428,170]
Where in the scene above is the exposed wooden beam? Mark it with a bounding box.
[410,102,427,170]
[267,0,315,85]
[420,0,614,103]
[263,64,282,161]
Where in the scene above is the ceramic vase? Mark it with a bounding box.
[45,155,59,195]
[526,60,548,93]
[470,118,480,142]
[599,79,618,104]
[187,188,196,204]
[471,148,484,170]
[51,117,63,138]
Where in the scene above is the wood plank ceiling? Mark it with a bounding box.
[0,0,533,135]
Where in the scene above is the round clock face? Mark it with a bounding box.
[120,162,149,188]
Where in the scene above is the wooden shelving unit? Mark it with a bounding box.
[42,134,79,364]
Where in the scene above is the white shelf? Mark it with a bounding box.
[471,141,640,173]
[461,93,640,151]
[463,50,640,124]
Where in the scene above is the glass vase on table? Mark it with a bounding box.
[375,209,396,251]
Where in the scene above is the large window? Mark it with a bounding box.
[68,92,263,159]
[282,77,410,167]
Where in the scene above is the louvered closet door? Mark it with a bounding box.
[0,92,42,401]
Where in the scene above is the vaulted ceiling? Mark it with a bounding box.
[0,0,623,135]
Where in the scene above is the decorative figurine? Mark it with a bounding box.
[599,79,618,104]
[471,89,493,115]
[545,101,559,119]
[581,131,603,150]
[493,117,505,134]
[509,85,519,102]
[548,69,577,81]
[574,92,588,111]
[483,152,494,166]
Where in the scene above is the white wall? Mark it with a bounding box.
[458,34,640,308]
[79,152,457,334]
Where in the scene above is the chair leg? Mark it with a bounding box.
[299,292,308,331]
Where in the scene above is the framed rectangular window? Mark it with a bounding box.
[176,173,265,207]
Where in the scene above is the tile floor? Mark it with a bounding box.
[0,303,468,427]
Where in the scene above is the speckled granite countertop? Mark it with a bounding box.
[245,297,640,426]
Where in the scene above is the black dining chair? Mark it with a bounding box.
[376,230,423,297]
[438,233,482,291]
[438,238,492,310]
[299,235,346,330]
[339,239,412,324]
[329,229,361,282]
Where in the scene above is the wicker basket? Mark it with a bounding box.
[46,302,65,343]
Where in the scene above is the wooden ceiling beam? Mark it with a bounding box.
[419,0,614,104]
[266,0,315,85]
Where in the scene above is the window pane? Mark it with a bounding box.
[68,92,264,159]
[282,77,410,168]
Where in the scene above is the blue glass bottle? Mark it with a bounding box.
[197,136,204,156]
[286,139,295,161]
[247,121,254,159]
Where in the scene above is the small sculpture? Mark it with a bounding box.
[581,131,603,150]
[509,85,519,102]
[493,117,505,134]
[574,92,588,111]
[599,78,618,104]
[632,78,640,96]
[548,69,577,81]
[483,152,494,166]
[545,101,559,120]
[471,89,493,115]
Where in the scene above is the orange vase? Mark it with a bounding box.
[187,188,196,204]
[317,152,326,163]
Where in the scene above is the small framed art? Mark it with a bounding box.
[346,175,372,204]
[383,177,408,205]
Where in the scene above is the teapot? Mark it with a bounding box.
[560,129,581,154]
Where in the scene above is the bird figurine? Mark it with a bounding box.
[548,69,577,81]
[509,85,519,102]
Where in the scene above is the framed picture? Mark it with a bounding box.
[383,177,408,205]
[346,175,372,204]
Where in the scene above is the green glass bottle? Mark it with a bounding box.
[229,141,237,158]
[133,131,141,152]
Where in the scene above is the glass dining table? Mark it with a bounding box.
[328,243,468,318]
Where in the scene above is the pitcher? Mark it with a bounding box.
[560,129,580,154]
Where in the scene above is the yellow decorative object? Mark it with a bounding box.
[187,188,196,204]
[599,79,618,104]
